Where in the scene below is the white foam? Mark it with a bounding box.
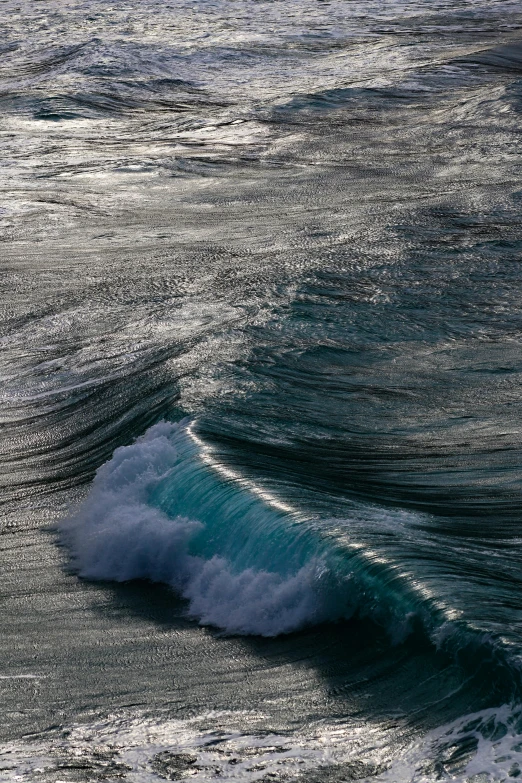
[0,674,42,680]
[376,703,522,782]
[5,704,522,782]
[182,556,320,636]
[5,704,522,783]
[0,708,393,783]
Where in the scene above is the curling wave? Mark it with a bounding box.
[59,418,522,699]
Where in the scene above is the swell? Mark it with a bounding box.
[455,39,522,72]
[61,420,521,699]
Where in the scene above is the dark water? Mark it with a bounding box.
[2,1,522,780]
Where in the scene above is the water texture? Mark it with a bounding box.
[2,0,522,780]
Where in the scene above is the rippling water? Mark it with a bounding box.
[2,1,522,781]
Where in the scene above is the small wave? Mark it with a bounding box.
[56,423,477,644]
[5,702,522,783]
[0,709,391,783]
[7,702,522,782]
[456,40,522,72]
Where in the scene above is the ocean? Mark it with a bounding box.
[2,1,522,780]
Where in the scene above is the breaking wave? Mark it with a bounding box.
[59,416,512,692]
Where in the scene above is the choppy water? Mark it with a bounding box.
[2,1,522,780]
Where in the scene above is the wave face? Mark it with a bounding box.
[58,417,522,778]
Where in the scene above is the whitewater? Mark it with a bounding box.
[2,0,522,780]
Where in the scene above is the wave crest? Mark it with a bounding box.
[61,417,518,679]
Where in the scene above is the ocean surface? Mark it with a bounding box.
[2,0,522,780]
